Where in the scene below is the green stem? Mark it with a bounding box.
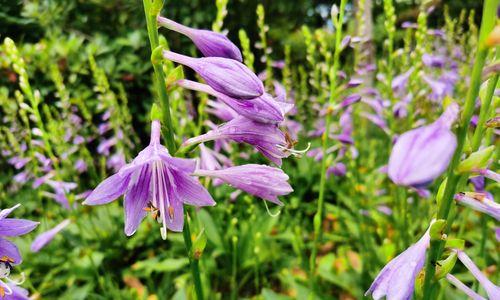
[309,0,347,293]
[421,1,497,298]
[182,213,204,300]
[143,0,177,152]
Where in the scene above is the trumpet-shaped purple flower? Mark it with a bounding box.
[177,79,285,124]
[365,223,432,300]
[194,164,293,205]
[454,249,500,299]
[454,192,500,221]
[163,50,263,100]
[84,120,215,239]
[158,16,242,62]
[30,219,71,252]
[183,116,289,166]
[0,204,38,266]
[388,103,459,187]
[0,282,29,300]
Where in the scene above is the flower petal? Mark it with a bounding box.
[124,165,152,236]
[0,237,22,265]
[83,173,131,205]
[0,218,39,237]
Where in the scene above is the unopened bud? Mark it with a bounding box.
[457,146,494,173]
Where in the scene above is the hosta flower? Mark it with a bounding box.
[454,192,500,221]
[177,79,286,124]
[163,50,263,100]
[158,16,242,62]
[84,120,215,239]
[183,116,289,166]
[0,204,38,265]
[0,204,37,299]
[31,219,71,252]
[365,223,432,300]
[194,164,293,205]
[452,249,500,299]
[388,103,459,187]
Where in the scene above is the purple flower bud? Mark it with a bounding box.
[327,162,347,177]
[388,103,459,187]
[392,68,414,94]
[177,79,285,124]
[163,50,263,100]
[30,219,70,252]
[454,192,499,221]
[184,116,289,166]
[422,53,446,68]
[366,223,432,299]
[158,17,242,62]
[194,164,293,205]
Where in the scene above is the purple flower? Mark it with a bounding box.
[0,283,29,300]
[163,50,263,100]
[327,162,347,178]
[177,79,286,124]
[454,250,500,299]
[476,169,500,183]
[84,120,215,239]
[388,103,459,187]
[365,223,432,299]
[422,75,451,102]
[183,116,290,166]
[30,219,71,252]
[454,192,500,221]
[422,53,446,68]
[0,204,38,265]
[158,16,242,62]
[194,164,293,205]
[392,68,414,94]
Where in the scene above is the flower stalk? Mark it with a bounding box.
[421,0,498,298]
[309,0,347,292]
[143,0,177,152]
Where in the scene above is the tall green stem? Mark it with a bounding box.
[182,213,204,300]
[309,0,347,292]
[143,0,177,152]
[421,1,497,298]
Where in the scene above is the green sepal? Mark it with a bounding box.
[457,145,495,173]
[429,219,446,241]
[435,252,457,280]
[445,238,465,250]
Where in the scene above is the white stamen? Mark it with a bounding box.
[277,142,311,157]
[263,200,281,217]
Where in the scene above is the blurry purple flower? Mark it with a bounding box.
[30,219,70,252]
[0,204,38,265]
[163,50,263,100]
[84,120,215,239]
[347,78,363,88]
[470,176,485,192]
[184,116,290,166]
[361,112,389,134]
[377,205,393,216]
[388,103,459,187]
[340,35,351,50]
[98,123,111,135]
[97,138,117,156]
[194,164,293,205]
[393,93,413,119]
[423,75,451,102]
[339,94,361,109]
[177,79,285,124]
[107,152,126,173]
[158,17,242,62]
[455,250,500,299]
[454,192,500,221]
[12,172,29,185]
[422,53,446,68]
[496,227,500,241]
[73,135,85,145]
[7,157,30,170]
[365,223,432,300]
[75,159,88,174]
[327,162,347,178]
[402,21,417,29]
[392,68,414,94]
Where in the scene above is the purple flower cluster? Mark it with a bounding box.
[84,17,294,239]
